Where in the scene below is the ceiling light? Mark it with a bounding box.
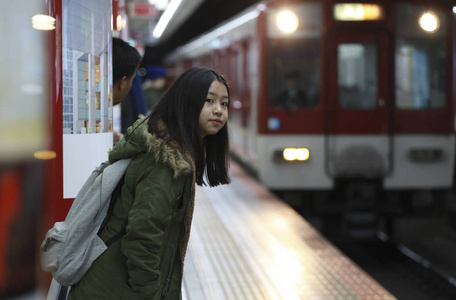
[32,14,55,30]
[153,0,182,39]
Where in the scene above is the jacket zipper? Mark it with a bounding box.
[161,209,178,298]
[161,186,186,298]
[161,244,176,298]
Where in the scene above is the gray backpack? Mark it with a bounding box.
[40,158,131,286]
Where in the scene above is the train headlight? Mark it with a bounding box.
[275,148,310,162]
[419,11,439,33]
[409,148,442,163]
[276,11,299,34]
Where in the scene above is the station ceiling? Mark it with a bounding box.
[126,0,260,65]
[127,0,456,65]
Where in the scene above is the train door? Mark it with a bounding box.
[326,30,392,178]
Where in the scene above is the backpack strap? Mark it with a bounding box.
[105,227,126,247]
[98,174,126,247]
[98,175,125,234]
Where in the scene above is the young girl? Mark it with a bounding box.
[68,67,230,299]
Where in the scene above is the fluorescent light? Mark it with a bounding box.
[34,150,57,160]
[180,9,259,53]
[153,0,182,39]
[32,14,55,30]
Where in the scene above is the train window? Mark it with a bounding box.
[338,43,378,109]
[268,39,320,109]
[395,4,447,109]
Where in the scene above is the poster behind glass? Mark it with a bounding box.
[62,0,112,134]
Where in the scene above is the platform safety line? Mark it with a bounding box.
[190,186,267,299]
[184,194,230,300]
[185,214,227,299]
[202,187,272,300]
[182,240,209,300]
[200,183,304,299]
[194,190,242,300]
[194,200,260,300]
[184,186,243,300]
[201,172,396,300]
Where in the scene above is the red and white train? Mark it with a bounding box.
[165,0,455,202]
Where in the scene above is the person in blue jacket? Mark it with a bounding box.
[120,71,149,134]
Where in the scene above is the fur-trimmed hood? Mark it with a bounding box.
[109,118,193,178]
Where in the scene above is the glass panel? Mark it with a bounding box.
[1,0,49,162]
[395,4,447,109]
[338,43,377,109]
[268,3,321,109]
[62,0,112,134]
[268,39,320,109]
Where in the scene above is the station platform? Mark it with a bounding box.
[7,162,397,300]
[182,162,396,299]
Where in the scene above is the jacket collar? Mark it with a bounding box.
[110,118,193,179]
[141,121,193,179]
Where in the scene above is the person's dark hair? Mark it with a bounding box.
[112,37,141,83]
[147,67,230,187]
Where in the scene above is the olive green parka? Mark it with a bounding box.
[68,118,195,299]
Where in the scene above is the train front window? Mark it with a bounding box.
[267,3,322,109]
[268,39,320,109]
[338,43,378,109]
[395,4,447,109]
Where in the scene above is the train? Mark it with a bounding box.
[164,0,456,235]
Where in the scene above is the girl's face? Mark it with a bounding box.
[199,80,229,138]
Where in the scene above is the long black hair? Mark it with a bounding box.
[147,67,230,186]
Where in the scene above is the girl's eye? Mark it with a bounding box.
[222,102,229,107]
[206,98,213,103]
